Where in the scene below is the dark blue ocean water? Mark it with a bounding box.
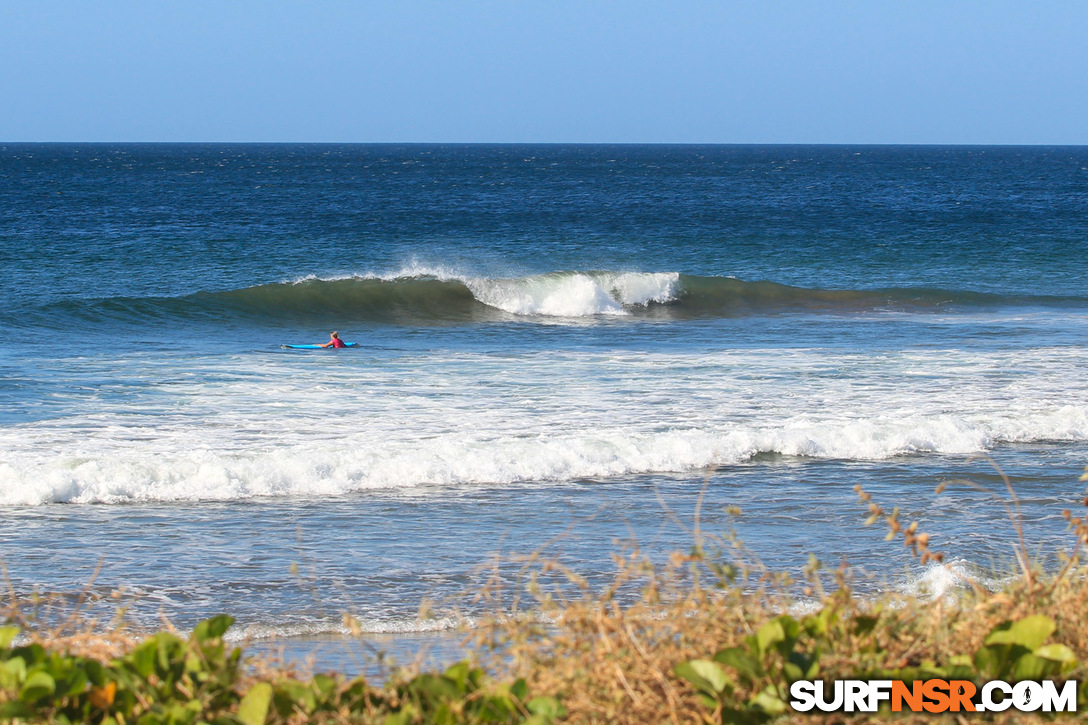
[1,144,1087,666]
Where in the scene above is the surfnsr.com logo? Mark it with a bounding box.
[789,679,1077,713]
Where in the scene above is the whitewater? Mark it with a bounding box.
[2,340,1087,506]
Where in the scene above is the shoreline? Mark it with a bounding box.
[7,532,1088,722]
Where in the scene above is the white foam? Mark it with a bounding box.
[288,262,468,285]
[898,559,1014,601]
[469,275,622,316]
[603,271,681,306]
[286,267,682,318]
[1,347,1086,505]
[1,410,1085,505]
[465,271,679,317]
[226,616,469,642]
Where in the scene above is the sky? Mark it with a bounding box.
[1,1,1087,144]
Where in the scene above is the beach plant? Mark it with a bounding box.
[480,466,1088,722]
[673,609,1084,723]
[663,469,1088,722]
[0,614,563,724]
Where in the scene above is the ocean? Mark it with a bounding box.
[1,144,1087,669]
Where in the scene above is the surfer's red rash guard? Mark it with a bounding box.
[332,338,346,348]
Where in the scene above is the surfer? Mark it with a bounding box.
[318,331,347,349]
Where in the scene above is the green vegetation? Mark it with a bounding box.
[671,611,1081,722]
[0,615,563,724]
[3,467,1088,723]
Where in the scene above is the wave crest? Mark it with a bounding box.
[466,271,679,316]
[15,268,1086,328]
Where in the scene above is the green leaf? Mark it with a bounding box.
[0,626,19,650]
[237,682,273,725]
[19,670,56,702]
[802,608,831,638]
[383,707,416,725]
[184,651,203,674]
[713,647,762,680]
[510,677,528,701]
[751,686,788,714]
[675,659,731,697]
[312,673,338,702]
[164,699,203,725]
[62,666,89,697]
[275,680,316,715]
[404,672,460,704]
[782,651,821,682]
[85,659,106,687]
[973,644,1011,678]
[943,659,975,681]
[1012,653,1063,681]
[476,693,518,720]
[1034,643,1077,663]
[0,701,35,719]
[523,717,554,725]
[443,661,471,692]
[754,616,798,655]
[129,640,159,679]
[853,616,879,637]
[0,657,27,689]
[526,695,566,719]
[340,677,370,706]
[985,615,1055,650]
[191,615,235,643]
[779,616,801,642]
[12,643,45,666]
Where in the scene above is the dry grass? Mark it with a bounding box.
[452,546,1088,723]
[460,466,1088,723]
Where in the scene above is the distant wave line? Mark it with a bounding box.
[10,270,1088,328]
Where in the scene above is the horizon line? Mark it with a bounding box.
[3,140,1088,148]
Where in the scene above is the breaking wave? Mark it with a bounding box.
[2,405,1085,505]
[14,267,1086,328]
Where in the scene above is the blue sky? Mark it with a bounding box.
[2,1,1086,143]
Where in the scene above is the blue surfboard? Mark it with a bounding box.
[281,343,359,349]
